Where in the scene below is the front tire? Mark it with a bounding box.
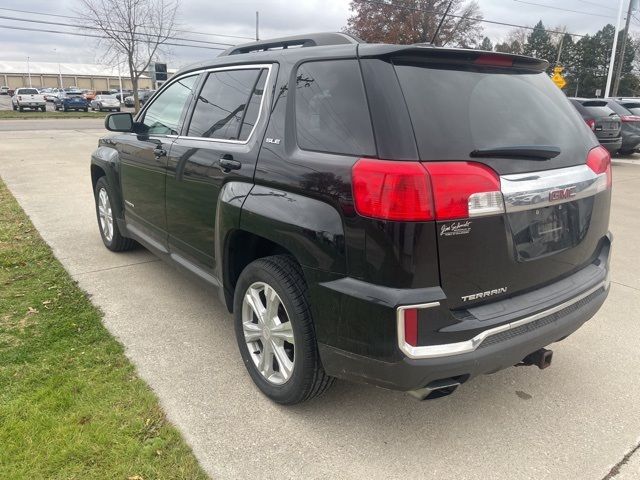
[234,255,334,404]
[94,177,136,252]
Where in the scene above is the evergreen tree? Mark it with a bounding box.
[523,21,557,70]
[479,36,493,51]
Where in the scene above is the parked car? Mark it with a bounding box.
[11,87,46,111]
[124,90,155,107]
[0,85,9,95]
[576,98,640,155]
[569,98,622,154]
[90,94,121,112]
[114,90,133,102]
[91,33,612,405]
[53,91,89,111]
[43,88,60,102]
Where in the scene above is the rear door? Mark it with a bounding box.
[165,65,273,272]
[118,74,199,243]
[391,57,610,309]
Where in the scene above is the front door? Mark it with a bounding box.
[166,66,272,272]
[119,75,199,243]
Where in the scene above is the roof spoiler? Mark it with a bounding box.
[219,32,363,56]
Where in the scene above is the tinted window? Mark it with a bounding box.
[605,101,631,116]
[19,89,39,95]
[581,102,617,117]
[295,60,375,156]
[187,69,262,140]
[395,62,594,161]
[142,75,197,135]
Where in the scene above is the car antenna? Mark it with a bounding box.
[431,0,453,45]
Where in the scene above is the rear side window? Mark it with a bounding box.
[394,62,594,161]
[295,60,375,156]
[187,68,264,141]
[621,103,640,115]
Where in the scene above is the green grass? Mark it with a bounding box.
[0,110,108,120]
[0,180,208,480]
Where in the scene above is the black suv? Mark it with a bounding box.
[91,33,612,404]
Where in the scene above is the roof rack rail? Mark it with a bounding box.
[219,32,363,56]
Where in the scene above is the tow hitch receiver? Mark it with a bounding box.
[518,348,553,369]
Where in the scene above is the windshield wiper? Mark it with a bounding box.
[470,145,561,160]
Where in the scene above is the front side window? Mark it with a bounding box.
[187,68,264,140]
[142,75,197,135]
[294,60,375,156]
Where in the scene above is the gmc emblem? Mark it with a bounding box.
[549,187,576,202]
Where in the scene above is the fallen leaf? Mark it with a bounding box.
[27,307,38,315]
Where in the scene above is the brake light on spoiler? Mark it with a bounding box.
[352,159,504,221]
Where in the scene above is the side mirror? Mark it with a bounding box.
[105,112,134,132]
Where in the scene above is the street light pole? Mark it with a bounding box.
[27,56,32,87]
[612,0,635,96]
[605,0,625,98]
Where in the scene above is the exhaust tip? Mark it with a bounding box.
[519,347,553,370]
[408,375,468,401]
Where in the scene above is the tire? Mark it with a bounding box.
[12,103,17,111]
[93,177,136,252]
[84,108,88,112]
[41,106,46,112]
[63,107,68,112]
[234,255,334,404]
[116,108,121,112]
[18,106,23,112]
[619,149,635,156]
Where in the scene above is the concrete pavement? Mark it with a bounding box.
[1,120,640,480]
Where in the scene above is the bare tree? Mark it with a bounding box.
[77,0,180,111]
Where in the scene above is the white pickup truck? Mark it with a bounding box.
[12,88,47,112]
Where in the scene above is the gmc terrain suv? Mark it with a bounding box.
[91,33,612,404]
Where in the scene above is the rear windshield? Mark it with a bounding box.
[19,89,39,95]
[620,103,640,115]
[393,62,593,161]
[581,101,617,117]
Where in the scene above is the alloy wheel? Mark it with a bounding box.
[97,187,113,242]
[242,282,295,385]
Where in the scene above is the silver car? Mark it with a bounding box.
[90,94,121,112]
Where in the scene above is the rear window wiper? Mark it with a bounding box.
[470,145,561,160]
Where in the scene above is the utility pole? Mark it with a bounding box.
[555,28,566,65]
[605,0,625,98]
[255,11,259,41]
[612,0,635,96]
[27,56,32,87]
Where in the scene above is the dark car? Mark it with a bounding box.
[114,90,133,102]
[124,90,155,107]
[54,92,89,112]
[569,98,622,154]
[577,98,640,155]
[91,33,612,405]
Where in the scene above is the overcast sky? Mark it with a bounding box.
[0,0,634,68]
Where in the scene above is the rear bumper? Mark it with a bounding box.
[317,236,611,392]
[320,280,608,391]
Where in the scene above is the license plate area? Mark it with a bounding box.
[508,198,594,261]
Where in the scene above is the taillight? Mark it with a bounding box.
[423,162,504,220]
[586,145,612,191]
[352,159,504,222]
[620,115,640,123]
[352,159,433,221]
[403,308,418,346]
[586,119,596,131]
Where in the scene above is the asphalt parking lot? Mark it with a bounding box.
[1,120,639,479]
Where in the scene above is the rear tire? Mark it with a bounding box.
[234,255,334,404]
[93,177,136,252]
[18,106,23,112]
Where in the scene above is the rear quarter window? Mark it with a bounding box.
[394,62,594,161]
[294,59,375,156]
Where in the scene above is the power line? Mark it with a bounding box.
[0,14,235,47]
[0,6,254,41]
[513,0,616,19]
[0,24,225,51]
[360,0,588,38]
